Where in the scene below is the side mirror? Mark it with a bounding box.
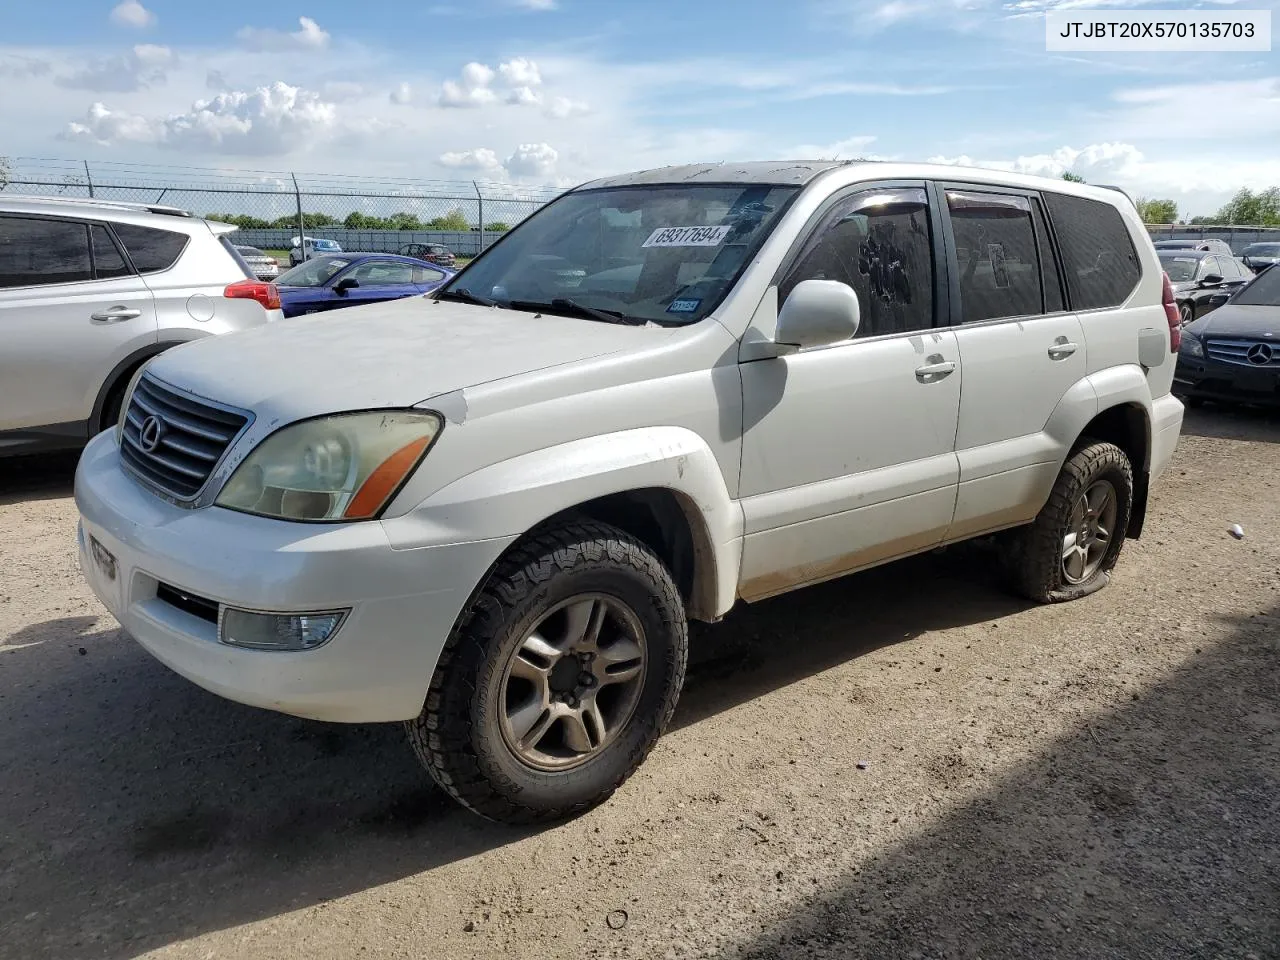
[1200,274,1224,286]
[334,277,360,294]
[775,279,861,349]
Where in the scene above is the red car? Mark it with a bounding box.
[398,242,457,268]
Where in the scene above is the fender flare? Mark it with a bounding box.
[392,426,744,619]
[1044,364,1154,537]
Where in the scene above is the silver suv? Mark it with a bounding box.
[0,196,283,455]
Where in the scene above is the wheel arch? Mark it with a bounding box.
[89,339,199,435]
[397,426,744,622]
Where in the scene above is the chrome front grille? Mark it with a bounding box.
[120,374,251,501]
[1205,338,1280,367]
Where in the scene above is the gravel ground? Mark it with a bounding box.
[1,407,1277,960]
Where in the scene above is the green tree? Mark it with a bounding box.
[484,221,511,233]
[1214,187,1280,226]
[205,213,272,229]
[344,211,373,229]
[1135,197,1178,224]
[427,208,470,231]
[387,212,424,231]
[0,156,10,190]
[1061,172,1086,183]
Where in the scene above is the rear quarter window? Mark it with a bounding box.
[1042,193,1142,310]
[112,223,190,274]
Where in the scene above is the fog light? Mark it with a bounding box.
[218,608,347,651]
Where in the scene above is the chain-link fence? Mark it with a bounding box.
[3,157,1278,256]
[0,157,565,256]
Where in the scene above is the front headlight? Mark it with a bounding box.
[1181,335,1204,358]
[216,410,442,521]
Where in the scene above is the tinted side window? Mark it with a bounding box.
[91,225,133,280]
[1042,193,1141,310]
[112,223,190,273]
[1196,257,1218,280]
[0,217,92,288]
[947,191,1043,323]
[780,187,935,337]
[1219,256,1242,279]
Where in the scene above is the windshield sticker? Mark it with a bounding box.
[642,225,732,248]
[666,298,702,314]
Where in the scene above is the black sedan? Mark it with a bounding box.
[398,242,457,268]
[1240,242,1280,274]
[1174,263,1280,407]
[1159,250,1252,325]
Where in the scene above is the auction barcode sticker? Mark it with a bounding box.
[642,225,732,248]
[1046,9,1271,51]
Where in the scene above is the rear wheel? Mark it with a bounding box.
[1001,440,1133,604]
[406,520,688,824]
[1179,302,1194,325]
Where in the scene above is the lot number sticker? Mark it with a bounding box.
[642,225,732,248]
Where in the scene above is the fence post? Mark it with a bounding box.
[84,160,95,198]
[292,173,305,261]
[474,181,484,257]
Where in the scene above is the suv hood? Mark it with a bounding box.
[1188,304,1280,339]
[147,297,672,423]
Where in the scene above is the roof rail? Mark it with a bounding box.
[1094,184,1136,207]
[4,194,194,218]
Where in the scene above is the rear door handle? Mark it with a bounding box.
[91,307,142,323]
[1047,340,1078,360]
[915,357,956,382]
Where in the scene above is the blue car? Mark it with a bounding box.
[275,254,455,319]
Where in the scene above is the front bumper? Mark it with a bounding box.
[1174,352,1280,406]
[75,432,515,723]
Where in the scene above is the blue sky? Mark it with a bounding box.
[1,0,1277,215]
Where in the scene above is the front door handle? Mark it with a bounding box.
[915,356,956,382]
[1047,339,1079,360]
[91,307,142,323]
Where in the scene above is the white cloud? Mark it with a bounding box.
[507,86,542,106]
[236,16,330,52]
[206,69,229,91]
[58,44,172,93]
[439,147,505,172]
[63,102,159,145]
[390,82,412,104]
[439,62,498,107]
[506,142,559,177]
[63,81,340,156]
[498,57,542,88]
[110,0,155,28]
[545,95,590,118]
[440,58,555,108]
[512,0,558,8]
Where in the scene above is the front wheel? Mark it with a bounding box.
[406,520,688,824]
[1001,440,1134,604]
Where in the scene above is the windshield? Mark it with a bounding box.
[1233,264,1280,306]
[276,257,352,287]
[1159,254,1200,282]
[1244,243,1280,257]
[441,184,800,324]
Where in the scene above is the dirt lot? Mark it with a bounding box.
[1,407,1277,960]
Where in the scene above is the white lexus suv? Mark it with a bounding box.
[74,162,1184,823]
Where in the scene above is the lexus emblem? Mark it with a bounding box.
[1246,343,1273,366]
[138,415,165,452]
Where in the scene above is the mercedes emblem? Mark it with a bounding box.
[1245,343,1273,366]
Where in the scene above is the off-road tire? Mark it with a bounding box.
[1001,440,1134,604]
[406,519,688,824]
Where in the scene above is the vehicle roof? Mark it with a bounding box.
[1157,249,1212,257]
[574,160,1143,209]
[0,194,212,230]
